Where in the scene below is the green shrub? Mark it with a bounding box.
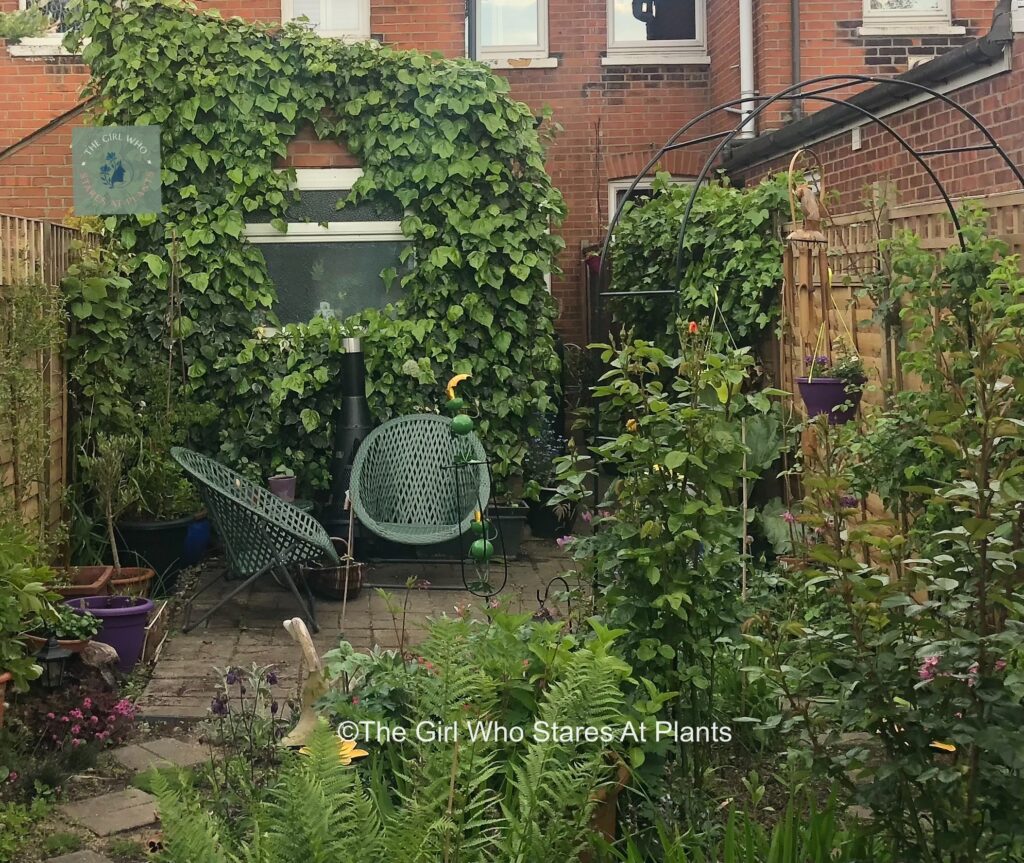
[0,522,53,690]
[0,6,50,41]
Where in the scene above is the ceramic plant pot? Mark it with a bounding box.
[797,377,863,425]
[64,596,155,672]
[116,515,198,595]
[526,489,579,539]
[50,566,114,599]
[267,475,297,502]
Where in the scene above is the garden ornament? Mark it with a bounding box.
[280,616,327,749]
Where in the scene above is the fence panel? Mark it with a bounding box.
[0,214,85,540]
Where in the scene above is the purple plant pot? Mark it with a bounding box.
[64,595,154,672]
[267,474,297,502]
[797,377,863,425]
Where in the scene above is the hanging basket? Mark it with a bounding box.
[797,377,863,425]
[300,538,365,601]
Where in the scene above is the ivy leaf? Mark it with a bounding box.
[510,286,530,305]
[300,408,321,432]
[471,306,494,328]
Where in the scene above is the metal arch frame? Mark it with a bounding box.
[592,73,1024,326]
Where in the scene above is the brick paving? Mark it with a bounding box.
[137,540,571,721]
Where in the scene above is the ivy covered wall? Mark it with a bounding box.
[66,0,565,493]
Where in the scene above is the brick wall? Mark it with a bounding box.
[734,39,1024,213]
[0,0,1009,343]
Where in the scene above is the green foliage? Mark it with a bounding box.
[747,219,1024,862]
[0,797,49,863]
[554,324,783,794]
[608,173,789,345]
[599,793,888,862]
[153,617,633,862]
[0,5,50,40]
[0,523,53,689]
[28,603,102,641]
[65,0,564,487]
[40,832,84,857]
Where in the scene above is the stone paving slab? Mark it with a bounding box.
[113,737,212,772]
[137,541,570,721]
[47,851,114,863]
[60,788,158,837]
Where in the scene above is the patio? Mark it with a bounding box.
[136,540,571,721]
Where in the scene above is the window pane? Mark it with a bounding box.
[259,241,411,323]
[26,0,70,31]
[868,0,940,10]
[291,0,322,28]
[324,0,361,31]
[249,189,403,224]
[612,0,697,43]
[480,0,539,48]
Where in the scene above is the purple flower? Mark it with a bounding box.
[840,494,858,508]
[270,700,279,716]
[225,668,240,686]
[266,671,279,686]
[555,535,574,548]
[210,695,228,716]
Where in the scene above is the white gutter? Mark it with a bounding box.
[738,0,757,138]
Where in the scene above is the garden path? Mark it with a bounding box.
[135,539,570,721]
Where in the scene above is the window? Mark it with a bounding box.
[608,176,692,222]
[11,0,70,56]
[475,0,550,63]
[245,169,412,324]
[860,0,961,34]
[605,0,708,65]
[282,0,370,39]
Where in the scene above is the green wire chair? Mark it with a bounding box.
[349,414,490,546]
[171,447,337,633]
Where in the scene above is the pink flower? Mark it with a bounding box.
[71,725,81,735]
[6,772,17,783]
[995,659,1008,672]
[69,709,83,720]
[919,655,941,681]
[71,738,83,748]
[581,510,592,524]
[46,712,55,720]
[90,716,99,725]
[351,696,360,706]
[82,697,92,709]
[781,510,797,524]
[555,535,574,548]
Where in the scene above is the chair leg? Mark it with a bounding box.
[278,563,319,633]
[182,566,268,634]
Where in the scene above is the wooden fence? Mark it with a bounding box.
[0,214,85,541]
[776,189,1024,411]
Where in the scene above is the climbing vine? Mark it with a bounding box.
[65,0,564,488]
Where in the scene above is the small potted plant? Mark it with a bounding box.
[267,464,297,502]
[23,604,102,655]
[524,416,579,539]
[796,342,866,425]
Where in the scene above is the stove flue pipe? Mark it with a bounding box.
[329,337,374,514]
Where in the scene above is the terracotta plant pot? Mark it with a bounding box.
[50,566,114,599]
[797,377,863,425]
[267,474,297,502]
[22,633,91,655]
[0,671,11,728]
[109,567,157,598]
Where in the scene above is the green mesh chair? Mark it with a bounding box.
[171,447,337,633]
[349,414,490,546]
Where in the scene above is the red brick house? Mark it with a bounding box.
[0,0,1017,343]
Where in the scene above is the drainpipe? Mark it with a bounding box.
[791,0,804,120]
[466,0,477,59]
[738,0,756,138]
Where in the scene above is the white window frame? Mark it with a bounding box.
[281,0,371,40]
[10,0,70,57]
[607,175,693,222]
[603,0,709,66]
[858,0,964,36]
[245,168,404,244]
[475,0,552,65]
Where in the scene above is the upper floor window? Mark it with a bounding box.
[282,0,370,40]
[10,0,71,56]
[475,0,550,61]
[605,0,708,65]
[861,0,961,34]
